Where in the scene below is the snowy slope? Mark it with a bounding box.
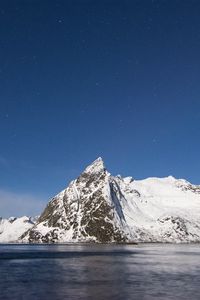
[112,175,200,242]
[0,216,35,243]
[21,158,200,243]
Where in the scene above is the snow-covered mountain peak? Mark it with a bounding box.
[83,157,106,175]
[3,158,199,244]
[166,175,176,181]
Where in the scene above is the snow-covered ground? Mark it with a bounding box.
[114,175,200,242]
[0,216,35,243]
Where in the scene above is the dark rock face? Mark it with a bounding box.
[38,198,66,229]
[177,182,200,194]
[158,216,189,239]
[79,189,127,243]
[22,158,128,243]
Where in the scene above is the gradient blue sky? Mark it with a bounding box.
[1,0,200,217]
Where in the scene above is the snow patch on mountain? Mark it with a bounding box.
[0,216,36,243]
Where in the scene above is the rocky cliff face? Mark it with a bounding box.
[20,158,200,243]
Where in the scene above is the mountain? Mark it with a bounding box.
[21,158,200,243]
[0,216,36,243]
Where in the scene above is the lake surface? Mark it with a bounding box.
[0,243,200,300]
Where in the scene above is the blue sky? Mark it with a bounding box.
[1,0,200,217]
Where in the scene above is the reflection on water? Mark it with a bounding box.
[0,244,200,300]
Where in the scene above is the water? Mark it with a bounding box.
[0,244,200,300]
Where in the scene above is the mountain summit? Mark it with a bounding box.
[19,158,200,243]
[84,157,106,174]
[21,158,129,243]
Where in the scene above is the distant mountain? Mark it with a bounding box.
[0,216,36,243]
[20,157,200,243]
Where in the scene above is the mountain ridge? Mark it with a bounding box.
[1,158,200,243]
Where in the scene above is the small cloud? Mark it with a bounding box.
[0,189,46,218]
